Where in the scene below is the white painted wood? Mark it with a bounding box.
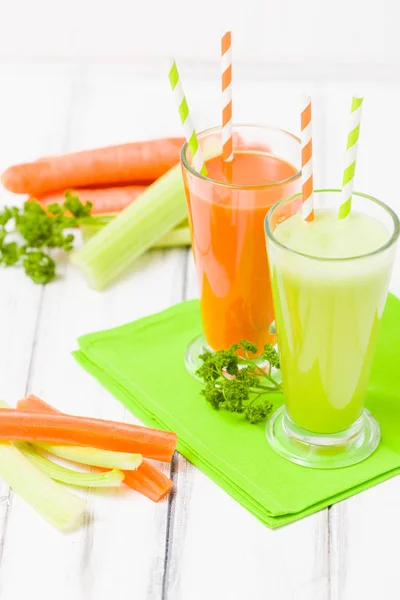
[329,479,400,600]
[0,0,393,65]
[0,250,187,600]
[0,66,399,600]
[0,68,76,571]
[0,75,188,599]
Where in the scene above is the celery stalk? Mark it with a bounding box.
[17,443,124,487]
[0,400,86,530]
[178,217,189,228]
[0,442,86,531]
[80,222,111,243]
[71,164,188,289]
[35,443,143,470]
[152,226,191,249]
[81,221,191,248]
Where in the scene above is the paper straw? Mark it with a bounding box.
[338,96,364,220]
[221,31,233,163]
[300,94,314,222]
[167,57,207,176]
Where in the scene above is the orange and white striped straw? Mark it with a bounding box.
[300,94,314,222]
[221,31,233,162]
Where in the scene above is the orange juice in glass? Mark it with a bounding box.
[181,124,301,375]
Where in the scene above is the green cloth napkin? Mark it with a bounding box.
[73,294,400,528]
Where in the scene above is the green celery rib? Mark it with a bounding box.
[0,400,86,530]
[35,443,143,470]
[17,443,124,487]
[71,164,188,289]
[152,226,191,249]
[0,442,86,531]
[80,222,191,248]
[80,222,110,243]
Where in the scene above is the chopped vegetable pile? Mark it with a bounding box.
[0,407,176,461]
[0,136,190,288]
[20,396,174,503]
[0,395,176,531]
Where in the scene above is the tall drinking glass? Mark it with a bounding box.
[265,190,399,468]
[181,124,301,375]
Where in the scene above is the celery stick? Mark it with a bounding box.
[0,401,86,530]
[35,443,143,470]
[71,164,187,289]
[17,443,124,487]
[152,227,191,248]
[80,222,191,248]
[80,222,109,243]
[0,442,86,531]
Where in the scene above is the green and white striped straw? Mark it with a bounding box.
[338,96,364,219]
[167,57,207,176]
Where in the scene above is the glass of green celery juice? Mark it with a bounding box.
[265,190,399,468]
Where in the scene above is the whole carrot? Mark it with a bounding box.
[18,395,174,501]
[0,408,177,462]
[32,185,148,215]
[2,137,185,195]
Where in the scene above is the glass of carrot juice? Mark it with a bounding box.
[181,124,301,376]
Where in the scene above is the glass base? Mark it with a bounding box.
[184,335,210,382]
[184,335,279,382]
[266,406,380,469]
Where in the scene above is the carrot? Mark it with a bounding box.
[4,406,177,462]
[123,461,173,502]
[17,395,174,501]
[2,137,185,195]
[18,395,64,413]
[31,185,148,215]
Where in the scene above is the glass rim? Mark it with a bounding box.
[265,189,400,262]
[180,123,301,190]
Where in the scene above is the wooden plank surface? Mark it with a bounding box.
[0,64,399,600]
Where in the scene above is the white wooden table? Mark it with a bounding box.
[0,62,400,600]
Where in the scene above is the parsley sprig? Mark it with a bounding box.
[0,192,95,284]
[196,340,282,424]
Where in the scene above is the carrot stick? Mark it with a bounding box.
[17,395,174,501]
[18,395,61,413]
[4,405,177,462]
[123,461,173,502]
[32,185,148,215]
[2,137,185,195]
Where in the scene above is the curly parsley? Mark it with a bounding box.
[0,191,94,284]
[196,340,282,424]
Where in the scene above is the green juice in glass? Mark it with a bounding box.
[269,208,393,434]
